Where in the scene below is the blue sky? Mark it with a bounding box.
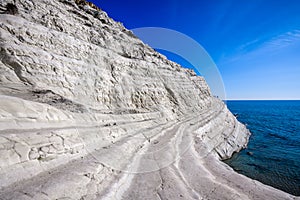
[91,0,300,100]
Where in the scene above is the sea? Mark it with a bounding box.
[224,100,300,196]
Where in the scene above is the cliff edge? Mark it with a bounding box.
[0,0,296,199]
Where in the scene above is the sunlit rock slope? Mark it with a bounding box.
[0,0,296,199]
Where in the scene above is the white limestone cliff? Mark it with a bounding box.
[0,0,297,199]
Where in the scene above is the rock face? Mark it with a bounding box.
[0,0,297,199]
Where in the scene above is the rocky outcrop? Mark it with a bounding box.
[0,0,297,199]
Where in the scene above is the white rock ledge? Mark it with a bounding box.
[0,0,298,199]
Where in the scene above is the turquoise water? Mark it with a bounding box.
[224,100,300,196]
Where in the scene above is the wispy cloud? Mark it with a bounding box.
[237,38,260,52]
[221,30,300,65]
[260,30,300,51]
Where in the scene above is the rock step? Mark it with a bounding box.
[0,119,180,199]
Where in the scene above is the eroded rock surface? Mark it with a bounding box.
[0,0,297,199]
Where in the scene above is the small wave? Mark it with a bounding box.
[246,163,270,172]
[267,132,288,140]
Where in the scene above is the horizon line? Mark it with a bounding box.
[224,99,300,101]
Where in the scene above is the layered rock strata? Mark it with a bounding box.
[0,0,297,199]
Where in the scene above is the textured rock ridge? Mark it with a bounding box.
[0,0,297,199]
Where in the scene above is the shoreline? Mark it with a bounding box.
[225,100,300,197]
[0,96,297,199]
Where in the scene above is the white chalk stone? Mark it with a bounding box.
[0,0,296,199]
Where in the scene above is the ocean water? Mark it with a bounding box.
[224,100,300,196]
